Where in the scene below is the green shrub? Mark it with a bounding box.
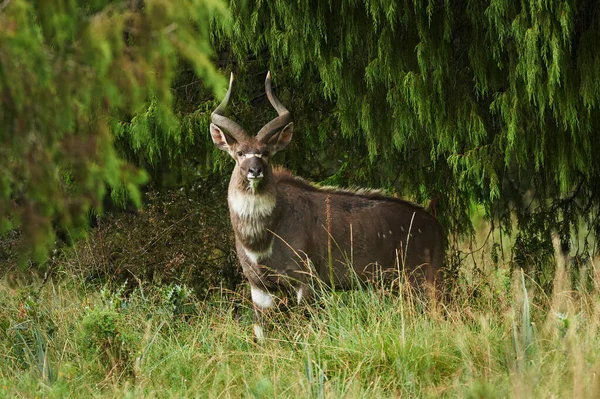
[79,307,139,380]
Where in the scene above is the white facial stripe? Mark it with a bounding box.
[244,244,273,264]
[251,286,274,309]
[244,153,263,159]
[229,191,276,218]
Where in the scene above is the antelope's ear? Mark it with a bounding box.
[210,123,236,153]
[268,122,293,154]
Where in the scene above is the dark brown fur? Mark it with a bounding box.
[232,166,444,294]
[210,72,444,339]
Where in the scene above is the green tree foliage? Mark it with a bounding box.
[3,0,600,283]
[213,0,600,277]
[0,0,228,263]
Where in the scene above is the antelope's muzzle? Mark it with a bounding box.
[246,157,264,180]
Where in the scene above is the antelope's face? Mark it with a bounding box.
[232,141,272,190]
[235,143,270,183]
[209,72,293,192]
[210,125,293,190]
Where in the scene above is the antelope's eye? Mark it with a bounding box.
[237,151,243,156]
[262,151,269,157]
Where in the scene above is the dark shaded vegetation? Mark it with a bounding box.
[67,178,240,296]
[1,178,241,298]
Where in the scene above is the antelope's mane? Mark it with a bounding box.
[272,166,426,210]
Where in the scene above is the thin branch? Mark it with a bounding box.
[0,0,11,13]
[459,226,494,264]
[172,79,202,91]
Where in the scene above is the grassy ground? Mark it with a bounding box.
[2,253,600,398]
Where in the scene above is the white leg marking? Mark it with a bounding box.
[253,324,265,341]
[296,286,305,305]
[244,244,273,264]
[389,230,393,235]
[251,286,274,309]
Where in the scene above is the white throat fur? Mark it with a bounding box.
[228,190,276,218]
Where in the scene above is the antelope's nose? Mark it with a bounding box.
[248,166,263,179]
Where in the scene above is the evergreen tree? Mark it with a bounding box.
[4,0,600,282]
[212,0,600,279]
[0,0,228,263]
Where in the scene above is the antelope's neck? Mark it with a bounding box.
[228,180,277,252]
[228,188,276,220]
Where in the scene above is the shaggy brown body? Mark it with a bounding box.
[210,72,444,340]
[231,167,444,293]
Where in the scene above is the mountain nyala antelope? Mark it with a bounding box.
[210,72,444,340]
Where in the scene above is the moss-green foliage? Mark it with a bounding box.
[212,0,600,274]
[79,307,138,379]
[0,0,228,264]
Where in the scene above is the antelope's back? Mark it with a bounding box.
[328,191,443,286]
[273,170,444,288]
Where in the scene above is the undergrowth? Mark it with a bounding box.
[0,183,242,297]
[2,254,600,398]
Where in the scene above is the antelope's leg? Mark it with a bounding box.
[292,283,318,321]
[295,284,314,306]
[250,285,275,342]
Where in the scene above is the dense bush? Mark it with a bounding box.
[61,177,241,296]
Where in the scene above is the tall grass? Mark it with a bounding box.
[1,254,600,398]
